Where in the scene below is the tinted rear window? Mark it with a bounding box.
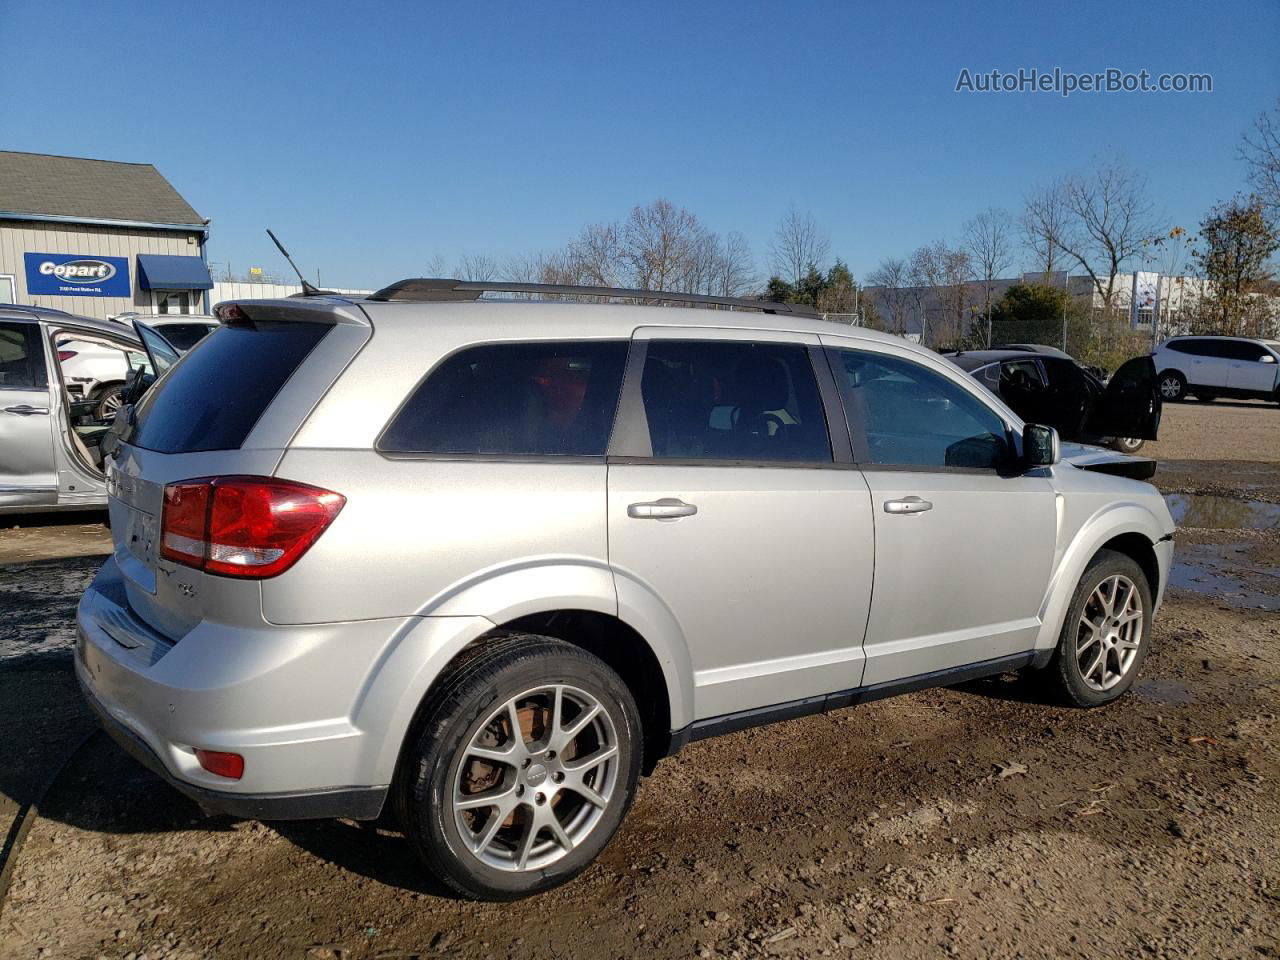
[379,340,628,456]
[157,322,215,351]
[129,322,329,453]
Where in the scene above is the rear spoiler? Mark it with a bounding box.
[213,298,370,328]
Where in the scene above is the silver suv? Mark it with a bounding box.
[77,280,1175,900]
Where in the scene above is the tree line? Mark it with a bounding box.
[430,97,1280,352]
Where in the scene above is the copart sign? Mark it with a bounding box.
[24,252,131,297]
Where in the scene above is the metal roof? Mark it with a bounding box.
[0,151,205,228]
[0,303,141,341]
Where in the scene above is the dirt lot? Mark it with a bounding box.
[1,400,1277,960]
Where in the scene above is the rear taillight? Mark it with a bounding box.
[160,476,344,579]
[58,349,78,361]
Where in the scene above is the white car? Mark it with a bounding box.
[61,315,218,418]
[57,336,153,419]
[1152,335,1280,403]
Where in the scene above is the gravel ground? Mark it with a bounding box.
[0,400,1277,960]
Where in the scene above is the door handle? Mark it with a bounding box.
[884,496,933,515]
[3,404,49,416]
[628,498,698,521]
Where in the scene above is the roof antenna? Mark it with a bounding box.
[266,228,325,296]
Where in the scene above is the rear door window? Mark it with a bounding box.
[0,321,46,390]
[379,340,629,456]
[637,340,831,462]
[129,321,330,453]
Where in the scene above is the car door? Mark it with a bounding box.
[0,319,57,508]
[1036,357,1098,441]
[607,328,875,721]
[1224,341,1280,395]
[1191,340,1234,389]
[822,339,1057,686]
[995,358,1054,429]
[1172,339,1214,387]
[1084,356,1162,440]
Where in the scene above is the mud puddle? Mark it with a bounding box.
[1163,493,1280,531]
[1167,540,1280,610]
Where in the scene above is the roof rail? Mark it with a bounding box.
[366,278,823,318]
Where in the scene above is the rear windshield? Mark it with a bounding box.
[129,321,329,453]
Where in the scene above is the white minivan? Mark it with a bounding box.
[1152,335,1280,403]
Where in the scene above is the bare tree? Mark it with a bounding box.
[498,199,756,305]
[622,199,706,291]
[909,241,974,346]
[455,253,499,281]
[1240,98,1280,223]
[770,206,830,289]
[1022,185,1068,279]
[964,207,1014,346]
[710,231,757,297]
[568,221,625,288]
[865,257,912,334]
[1026,158,1162,311]
[423,254,448,277]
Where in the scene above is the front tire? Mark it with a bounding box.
[93,382,125,420]
[1044,550,1153,707]
[395,634,642,900]
[1111,436,1145,453]
[1158,371,1186,401]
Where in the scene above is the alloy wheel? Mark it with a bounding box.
[99,392,123,418]
[1158,377,1182,399]
[1075,574,1144,692]
[452,684,619,872]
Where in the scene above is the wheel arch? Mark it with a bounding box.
[358,564,694,787]
[1035,505,1169,653]
[88,378,124,398]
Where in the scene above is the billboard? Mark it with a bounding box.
[24,252,131,297]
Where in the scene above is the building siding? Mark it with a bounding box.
[0,220,205,319]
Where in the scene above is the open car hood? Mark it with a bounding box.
[1059,441,1157,481]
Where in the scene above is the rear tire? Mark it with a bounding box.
[1195,393,1216,403]
[395,634,642,900]
[1157,371,1186,401]
[1042,550,1153,708]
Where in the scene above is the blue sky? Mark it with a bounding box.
[4,0,1277,288]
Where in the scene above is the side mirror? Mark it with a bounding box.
[1261,354,1276,364]
[1023,423,1060,467]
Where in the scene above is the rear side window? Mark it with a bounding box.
[380,340,628,456]
[0,321,47,389]
[639,340,831,462]
[1172,338,1233,358]
[130,322,330,453]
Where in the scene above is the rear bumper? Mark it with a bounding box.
[79,673,386,820]
[74,557,418,818]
